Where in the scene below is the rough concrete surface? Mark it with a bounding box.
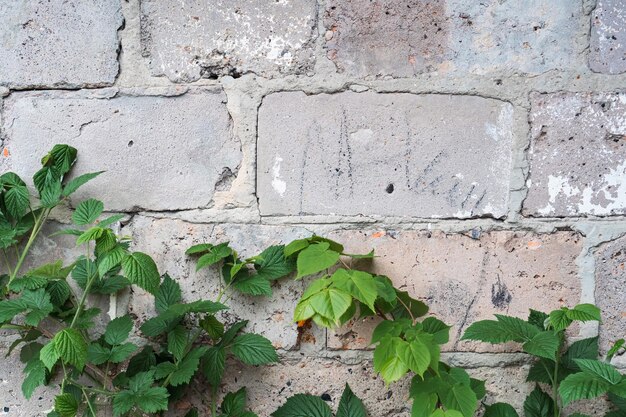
[0,0,122,89]
[140,0,318,82]
[258,92,516,219]
[1,88,241,212]
[324,230,582,351]
[525,92,626,217]
[1,0,626,415]
[324,0,582,78]
[590,0,626,74]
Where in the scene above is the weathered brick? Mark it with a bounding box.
[1,89,240,212]
[0,344,56,417]
[590,0,626,74]
[125,217,317,351]
[324,230,582,352]
[595,235,626,357]
[258,92,515,219]
[324,0,581,78]
[140,0,317,82]
[524,92,626,217]
[0,0,122,89]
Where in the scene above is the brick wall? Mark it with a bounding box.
[1,0,625,415]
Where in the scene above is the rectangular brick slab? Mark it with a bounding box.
[258,92,516,219]
[1,89,240,212]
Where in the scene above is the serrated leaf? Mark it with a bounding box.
[296,242,340,279]
[232,273,272,296]
[549,308,572,332]
[105,315,133,346]
[168,325,188,361]
[47,280,71,306]
[155,274,181,314]
[49,144,77,174]
[202,346,225,386]
[169,347,207,386]
[55,393,78,417]
[222,387,247,415]
[87,343,111,365]
[72,199,103,226]
[22,359,46,399]
[422,317,451,344]
[566,304,601,322]
[126,346,156,378]
[22,289,54,326]
[122,252,160,294]
[231,333,278,365]
[271,394,333,417]
[96,276,131,294]
[200,315,224,340]
[253,245,296,281]
[484,403,519,417]
[336,383,366,417]
[524,386,554,417]
[397,336,431,377]
[98,245,127,277]
[40,340,60,371]
[284,239,309,257]
[574,359,622,384]
[523,331,560,360]
[196,243,232,271]
[185,243,214,255]
[562,337,599,370]
[495,315,539,342]
[4,185,30,218]
[559,372,610,405]
[54,329,88,370]
[442,383,478,417]
[331,269,377,312]
[308,287,352,325]
[20,342,43,364]
[76,227,104,245]
[462,320,514,344]
[0,298,27,323]
[62,171,103,197]
[98,214,124,229]
[40,180,62,208]
[608,339,625,363]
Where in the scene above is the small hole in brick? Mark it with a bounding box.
[3,407,9,412]
[321,393,332,402]
[385,183,394,194]
[128,140,134,147]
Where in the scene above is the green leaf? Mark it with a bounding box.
[308,287,353,325]
[196,243,232,271]
[72,198,104,225]
[54,329,88,370]
[549,309,572,332]
[562,337,599,370]
[231,333,278,365]
[40,180,62,208]
[55,393,78,417]
[574,359,622,384]
[98,245,127,277]
[523,386,554,417]
[22,359,46,399]
[222,387,247,416]
[221,321,248,346]
[186,243,214,255]
[155,274,181,314]
[462,320,514,344]
[559,372,610,405]
[484,403,519,417]
[296,242,340,279]
[253,245,296,281]
[168,325,188,361]
[442,383,478,417]
[40,340,60,370]
[566,304,601,322]
[0,298,27,323]
[105,315,133,346]
[608,339,625,363]
[495,315,539,342]
[422,317,451,344]
[169,347,207,386]
[4,185,30,218]
[522,331,560,360]
[122,252,160,294]
[62,171,104,197]
[336,384,366,417]
[200,315,224,340]
[49,144,77,174]
[109,343,137,363]
[98,214,125,228]
[202,346,225,386]
[392,290,429,319]
[97,276,131,294]
[398,336,431,377]
[271,394,333,417]
[22,289,54,326]
[232,274,273,296]
[331,269,378,312]
[47,280,71,306]
[373,336,409,383]
[284,239,309,257]
[76,227,104,245]
[342,250,375,259]
[87,343,111,365]
[126,346,156,377]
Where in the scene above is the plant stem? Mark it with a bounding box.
[211,384,218,417]
[70,243,94,329]
[9,209,48,285]
[553,354,560,417]
[2,249,13,278]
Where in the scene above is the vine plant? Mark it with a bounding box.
[462,306,626,417]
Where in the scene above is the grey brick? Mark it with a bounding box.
[590,0,626,74]
[257,92,515,219]
[140,0,317,82]
[1,89,241,212]
[0,0,122,89]
[525,92,626,217]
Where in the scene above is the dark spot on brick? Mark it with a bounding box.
[321,393,332,401]
[385,183,394,194]
[491,277,512,309]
